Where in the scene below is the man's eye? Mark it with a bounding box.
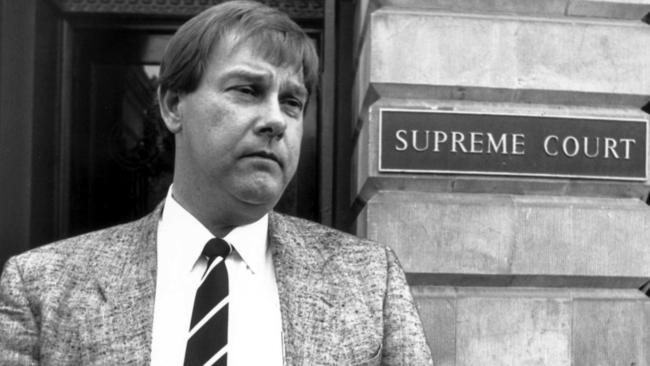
[233,86,257,96]
[283,98,304,112]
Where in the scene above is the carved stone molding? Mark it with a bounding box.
[50,0,323,19]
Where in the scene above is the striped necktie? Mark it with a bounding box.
[184,238,232,366]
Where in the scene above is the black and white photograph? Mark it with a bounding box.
[0,0,649,365]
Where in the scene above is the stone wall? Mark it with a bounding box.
[351,0,650,364]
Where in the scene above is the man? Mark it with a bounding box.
[0,1,433,365]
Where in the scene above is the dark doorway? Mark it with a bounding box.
[67,27,321,237]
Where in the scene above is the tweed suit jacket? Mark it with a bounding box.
[0,205,433,366]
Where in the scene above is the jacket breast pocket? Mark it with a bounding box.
[352,344,381,366]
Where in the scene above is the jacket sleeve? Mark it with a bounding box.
[0,257,39,366]
[381,247,434,366]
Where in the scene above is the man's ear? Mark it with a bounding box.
[158,88,183,134]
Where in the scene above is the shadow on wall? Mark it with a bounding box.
[641,280,650,297]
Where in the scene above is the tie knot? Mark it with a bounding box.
[202,238,232,260]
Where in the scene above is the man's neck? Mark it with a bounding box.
[170,185,266,238]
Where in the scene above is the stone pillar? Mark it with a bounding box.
[352,1,650,364]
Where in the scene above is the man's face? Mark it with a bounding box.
[169,40,307,217]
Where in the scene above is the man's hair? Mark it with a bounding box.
[158,0,319,97]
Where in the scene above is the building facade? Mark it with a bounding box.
[1,0,649,364]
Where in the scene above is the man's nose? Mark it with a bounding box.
[254,98,287,139]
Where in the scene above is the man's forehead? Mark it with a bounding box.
[210,38,307,92]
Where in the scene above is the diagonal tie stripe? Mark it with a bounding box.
[186,303,228,366]
[203,346,228,366]
[199,256,224,287]
[184,238,232,366]
[190,260,228,328]
[188,296,229,339]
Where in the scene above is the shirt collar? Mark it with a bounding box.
[159,186,269,275]
[223,214,268,275]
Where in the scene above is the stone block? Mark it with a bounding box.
[412,286,457,366]
[573,299,650,366]
[367,192,516,274]
[364,191,650,285]
[354,1,650,78]
[456,295,572,365]
[367,9,650,106]
[511,196,650,277]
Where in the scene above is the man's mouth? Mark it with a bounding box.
[243,151,283,168]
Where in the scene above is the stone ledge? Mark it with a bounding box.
[369,0,650,20]
[375,0,568,16]
[356,176,650,207]
[369,83,650,109]
[363,191,650,282]
[411,285,650,299]
[407,273,650,289]
[568,0,650,20]
[367,10,650,106]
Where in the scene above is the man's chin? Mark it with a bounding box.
[233,185,283,209]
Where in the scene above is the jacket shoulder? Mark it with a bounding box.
[3,215,153,288]
[269,211,394,276]
[270,211,383,251]
[18,218,143,258]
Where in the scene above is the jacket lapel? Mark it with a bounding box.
[88,204,161,364]
[269,212,343,365]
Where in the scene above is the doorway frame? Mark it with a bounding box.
[51,1,337,239]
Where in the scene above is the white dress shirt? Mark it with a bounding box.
[150,188,284,366]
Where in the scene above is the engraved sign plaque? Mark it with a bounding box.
[379,108,648,181]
